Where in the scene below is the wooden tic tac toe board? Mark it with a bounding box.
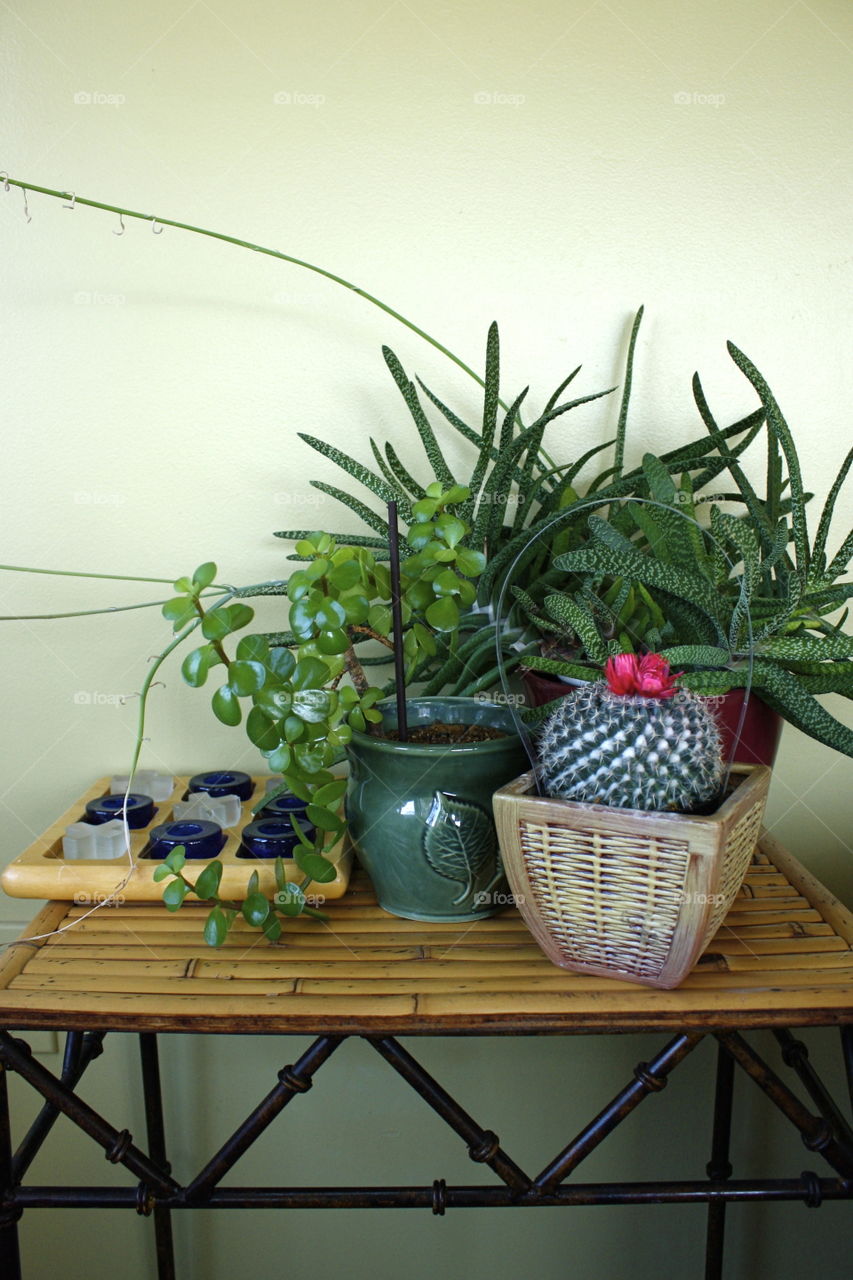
[0,776,352,903]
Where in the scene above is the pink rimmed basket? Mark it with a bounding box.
[492,763,771,989]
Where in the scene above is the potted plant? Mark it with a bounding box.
[155,483,527,939]
[514,343,853,767]
[493,653,772,989]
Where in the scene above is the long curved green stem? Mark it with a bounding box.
[0,600,176,621]
[128,616,205,783]
[127,585,239,784]
[0,562,180,585]
[3,176,488,397]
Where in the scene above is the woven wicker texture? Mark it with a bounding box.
[520,826,690,979]
[493,765,772,989]
[699,799,768,949]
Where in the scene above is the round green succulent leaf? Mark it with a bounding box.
[406,525,433,551]
[203,907,228,947]
[434,514,466,548]
[328,723,352,747]
[181,644,219,688]
[212,684,242,726]
[192,562,217,591]
[291,656,329,690]
[242,892,270,928]
[162,597,197,630]
[225,603,254,633]
[303,557,330,583]
[202,610,231,642]
[305,803,343,832]
[282,714,306,743]
[246,706,281,751]
[284,569,314,601]
[254,685,292,718]
[193,860,223,900]
[291,689,332,723]
[236,634,271,664]
[432,569,463,597]
[441,484,470,505]
[455,547,487,577]
[294,848,338,884]
[314,599,347,630]
[341,592,370,624]
[228,660,267,696]
[268,647,296,679]
[317,627,350,655]
[163,880,189,911]
[312,778,347,807]
[412,497,439,522]
[263,914,283,940]
[328,561,362,590]
[367,604,392,634]
[425,596,461,632]
[275,884,306,917]
[265,743,292,772]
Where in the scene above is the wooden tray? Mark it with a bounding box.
[0,776,352,903]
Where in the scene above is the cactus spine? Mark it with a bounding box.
[536,673,725,814]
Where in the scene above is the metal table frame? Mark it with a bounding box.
[1,1020,851,1280]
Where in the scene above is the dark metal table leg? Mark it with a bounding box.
[705,1041,735,1280]
[13,1031,105,1182]
[841,1026,853,1118]
[0,1057,22,1280]
[139,1034,176,1280]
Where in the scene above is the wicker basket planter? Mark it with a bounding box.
[492,763,771,989]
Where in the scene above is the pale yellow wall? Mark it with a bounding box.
[1,3,852,1277]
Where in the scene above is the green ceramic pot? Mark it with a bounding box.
[345,697,528,922]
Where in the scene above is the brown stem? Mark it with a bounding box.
[192,599,231,667]
[343,642,370,695]
[350,625,395,649]
[343,640,384,736]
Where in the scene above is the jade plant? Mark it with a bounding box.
[155,484,490,943]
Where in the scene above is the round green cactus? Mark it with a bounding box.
[536,657,725,813]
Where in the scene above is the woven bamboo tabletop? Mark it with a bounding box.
[1,833,851,1035]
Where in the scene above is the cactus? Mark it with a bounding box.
[536,654,725,813]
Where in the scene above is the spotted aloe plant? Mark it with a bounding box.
[519,345,853,758]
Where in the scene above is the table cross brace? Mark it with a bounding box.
[0,1027,850,1280]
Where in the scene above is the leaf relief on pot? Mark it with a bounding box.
[422,791,500,906]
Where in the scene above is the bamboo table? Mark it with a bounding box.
[0,832,851,1280]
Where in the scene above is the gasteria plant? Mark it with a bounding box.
[274,314,769,701]
[518,345,853,758]
[156,484,490,943]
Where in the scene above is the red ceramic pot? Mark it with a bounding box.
[521,669,783,768]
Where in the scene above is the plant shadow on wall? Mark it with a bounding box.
[0,182,850,952]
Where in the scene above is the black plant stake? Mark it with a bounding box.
[387,501,408,741]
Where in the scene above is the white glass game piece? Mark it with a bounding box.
[172,792,242,828]
[110,771,174,802]
[62,819,128,860]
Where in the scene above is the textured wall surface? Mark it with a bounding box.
[1,2,851,1276]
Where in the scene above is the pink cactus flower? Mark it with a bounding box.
[604,652,640,695]
[635,653,679,698]
[604,652,680,699]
